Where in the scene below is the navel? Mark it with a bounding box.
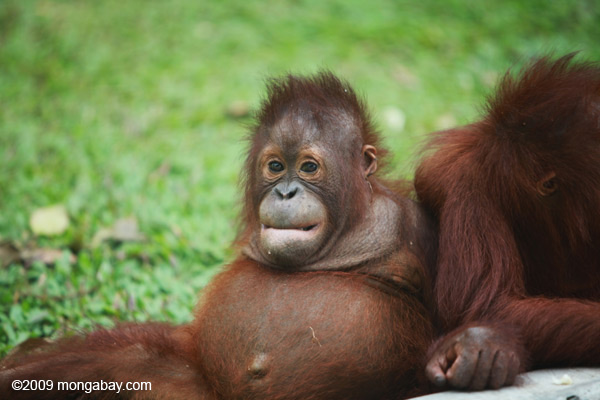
[247,352,270,380]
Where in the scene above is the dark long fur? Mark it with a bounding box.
[416,53,600,367]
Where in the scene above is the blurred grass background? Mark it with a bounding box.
[1,0,599,355]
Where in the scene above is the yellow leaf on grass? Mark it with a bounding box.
[29,205,69,236]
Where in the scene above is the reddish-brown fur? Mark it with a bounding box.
[1,73,437,399]
[416,54,600,389]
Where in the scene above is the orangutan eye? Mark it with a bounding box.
[300,161,318,174]
[268,161,284,173]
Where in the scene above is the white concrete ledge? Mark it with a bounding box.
[410,368,600,400]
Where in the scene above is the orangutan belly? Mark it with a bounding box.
[193,262,431,400]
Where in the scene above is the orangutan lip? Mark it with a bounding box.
[262,224,319,232]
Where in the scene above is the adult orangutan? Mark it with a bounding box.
[0,73,437,399]
[416,53,600,390]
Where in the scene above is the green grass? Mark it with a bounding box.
[1,0,599,355]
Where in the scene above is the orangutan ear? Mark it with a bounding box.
[363,145,377,178]
[537,171,558,196]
